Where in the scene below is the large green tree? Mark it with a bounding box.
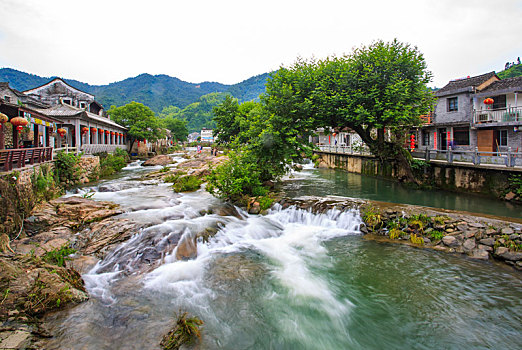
[108,101,163,150]
[164,117,189,142]
[265,39,434,181]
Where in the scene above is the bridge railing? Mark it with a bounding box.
[80,144,127,154]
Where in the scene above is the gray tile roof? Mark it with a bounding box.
[436,72,497,95]
[34,104,126,130]
[478,76,522,93]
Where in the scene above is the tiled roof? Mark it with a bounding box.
[478,76,522,93]
[436,72,497,95]
[34,104,126,130]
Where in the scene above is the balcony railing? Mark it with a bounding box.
[81,144,127,154]
[473,106,522,124]
[317,144,372,155]
[0,147,53,172]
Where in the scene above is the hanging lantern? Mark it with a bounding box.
[105,130,109,135]
[99,129,104,134]
[484,98,494,105]
[332,133,337,137]
[137,141,140,147]
[10,116,29,132]
[91,127,97,134]
[410,134,415,150]
[82,127,89,134]
[110,131,115,135]
[143,139,147,144]
[57,128,67,137]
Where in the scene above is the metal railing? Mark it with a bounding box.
[317,144,372,155]
[473,106,522,124]
[81,144,127,154]
[316,144,522,168]
[412,148,522,167]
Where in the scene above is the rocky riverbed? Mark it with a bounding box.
[279,196,522,269]
[1,151,521,349]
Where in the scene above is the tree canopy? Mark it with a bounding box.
[209,39,434,199]
[108,101,163,148]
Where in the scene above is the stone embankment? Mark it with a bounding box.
[279,197,522,270]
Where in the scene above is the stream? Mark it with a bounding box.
[44,157,522,349]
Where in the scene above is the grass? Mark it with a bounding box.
[172,175,202,192]
[161,312,204,350]
[43,245,77,267]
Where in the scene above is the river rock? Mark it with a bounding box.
[248,202,261,215]
[468,222,486,229]
[0,330,31,349]
[479,237,495,247]
[442,235,459,247]
[470,249,489,260]
[478,244,493,252]
[175,234,197,261]
[462,239,476,253]
[501,227,514,235]
[142,155,173,166]
[0,255,88,320]
[494,247,522,261]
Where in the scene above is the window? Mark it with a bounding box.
[422,130,430,146]
[499,130,508,146]
[447,97,458,112]
[492,95,506,110]
[63,99,71,105]
[3,96,10,103]
[80,102,86,109]
[453,127,469,146]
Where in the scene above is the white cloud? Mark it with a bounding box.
[0,0,520,87]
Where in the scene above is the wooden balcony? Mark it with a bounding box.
[0,147,53,172]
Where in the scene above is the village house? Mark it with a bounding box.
[23,78,127,153]
[418,72,522,154]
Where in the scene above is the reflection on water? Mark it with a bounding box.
[283,167,522,219]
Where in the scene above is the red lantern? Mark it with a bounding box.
[82,127,89,134]
[57,128,67,137]
[143,139,146,144]
[110,131,115,135]
[10,116,28,132]
[332,133,337,137]
[91,127,97,134]
[484,98,494,105]
[99,129,104,134]
[105,130,109,135]
[137,141,140,147]
[410,134,415,150]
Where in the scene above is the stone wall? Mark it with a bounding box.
[315,151,521,198]
[77,155,100,183]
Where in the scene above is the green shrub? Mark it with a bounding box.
[54,151,81,187]
[99,154,127,177]
[32,164,61,201]
[206,149,267,200]
[164,172,186,183]
[172,175,202,192]
[43,245,77,267]
[389,228,401,239]
[429,230,445,240]
[160,166,170,173]
[410,234,424,245]
[114,148,130,162]
[257,196,274,210]
[362,206,382,231]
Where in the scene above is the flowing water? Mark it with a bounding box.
[44,158,522,349]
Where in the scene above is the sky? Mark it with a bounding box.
[0,0,521,88]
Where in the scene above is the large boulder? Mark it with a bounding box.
[442,235,459,247]
[175,232,197,261]
[142,155,173,166]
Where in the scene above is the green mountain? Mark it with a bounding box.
[497,63,522,79]
[0,68,270,113]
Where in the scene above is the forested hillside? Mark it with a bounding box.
[497,63,522,79]
[0,68,270,114]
